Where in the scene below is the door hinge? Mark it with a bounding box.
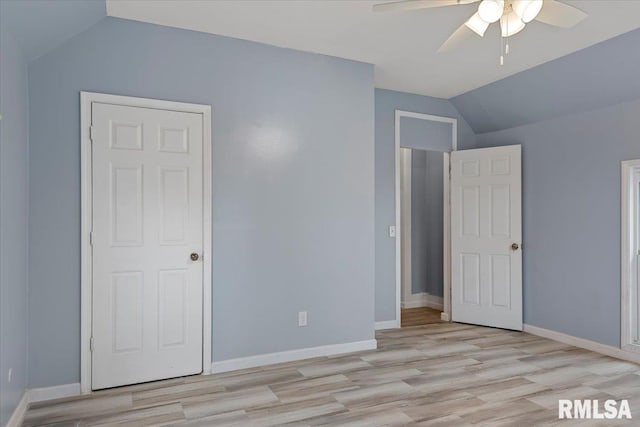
[89,126,95,141]
[89,232,93,246]
[90,337,94,352]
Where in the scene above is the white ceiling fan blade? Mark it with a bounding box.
[534,0,587,28]
[438,20,477,53]
[373,0,479,13]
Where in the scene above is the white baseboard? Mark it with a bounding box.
[440,312,450,322]
[375,320,400,330]
[28,383,81,403]
[523,324,640,365]
[6,391,29,427]
[211,339,378,373]
[425,297,444,311]
[6,383,81,426]
[401,293,443,311]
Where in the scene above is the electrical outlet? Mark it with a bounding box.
[389,225,396,238]
[298,311,308,327]
[7,368,12,384]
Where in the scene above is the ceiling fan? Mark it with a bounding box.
[373,0,588,63]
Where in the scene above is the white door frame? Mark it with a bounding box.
[80,92,212,393]
[394,110,457,327]
[399,148,412,307]
[621,159,640,354]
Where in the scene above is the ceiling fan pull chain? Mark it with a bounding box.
[505,17,510,55]
[502,14,510,64]
[503,19,508,64]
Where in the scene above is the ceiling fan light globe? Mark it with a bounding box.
[465,12,490,36]
[500,11,525,37]
[512,0,543,23]
[478,0,504,23]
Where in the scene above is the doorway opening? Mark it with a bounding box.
[400,148,448,327]
[394,110,457,328]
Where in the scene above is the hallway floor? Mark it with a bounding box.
[401,307,443,327]
[24,322,640,426]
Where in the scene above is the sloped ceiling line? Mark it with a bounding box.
[2,0,638,133]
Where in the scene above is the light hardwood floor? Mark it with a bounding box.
[24,322,640,426]
[401,307,443,327]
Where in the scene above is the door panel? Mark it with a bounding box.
[110,164,143,245]
[451,145,522,330]
[92,103,204,390]
[461,186,480,236]
[159,167,189,244]
[461,253,480,305]
[158,269,188,348]
[111,271,143,353]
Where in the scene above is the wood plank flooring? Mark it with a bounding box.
[24,322,640,426]
[401,307,443,327]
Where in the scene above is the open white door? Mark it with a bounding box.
[450,145,522,330]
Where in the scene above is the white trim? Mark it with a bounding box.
[395,110,460,145]
[401,293,444,310]
[6,391,29,427]
[202,97,213,376]
[28,383,81,403]
[6,384,83,424]
[80,92,213,393]
[375,320,399,330]
[400,148,412,307]
[394,110,456,329]
[401,294,424,309]
[524,324,640,365]
[621,159,640,354]
[211,340,378,373]
[443,153,451,322]
[394,112,402,329]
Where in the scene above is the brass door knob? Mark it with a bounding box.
[511,243,519,251]
[190,253,200,261]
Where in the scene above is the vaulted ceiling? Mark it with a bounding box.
[106,0,640,98]
[451,28,640,133]
[2,0,638,132]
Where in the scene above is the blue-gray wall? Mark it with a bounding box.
[410,150,444,297]
[476,98,640,347]
[375,88,474,322]
[0,0,105,61]
[0,19,30,426]
[451,29,640,134]
[28,17,375,388]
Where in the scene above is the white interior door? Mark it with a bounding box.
[91,102,204,389]
[450,145,522,330]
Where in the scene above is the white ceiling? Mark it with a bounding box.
[106,0,640,98]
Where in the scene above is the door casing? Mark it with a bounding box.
[80,92,212,393]
[621,159,640,354]
[394,110,457,327]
